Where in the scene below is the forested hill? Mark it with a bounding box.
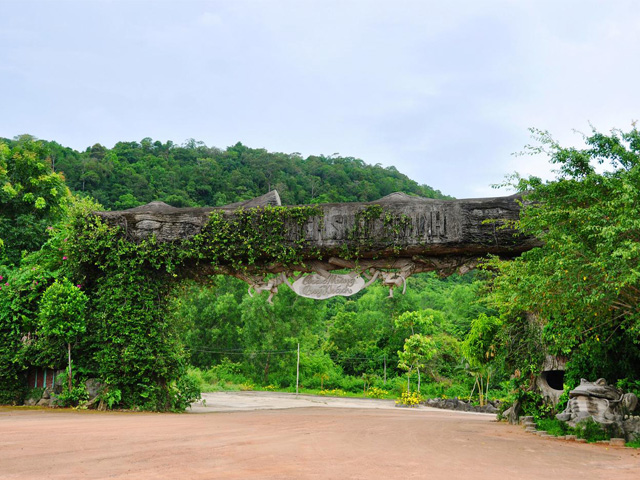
[1,136,449,210]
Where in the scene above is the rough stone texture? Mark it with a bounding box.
[622,416,640,441]
[424,397,501,414]
[503,401,523,425]
[556,378,639,440]
[536,354,568,405]
[85,378,104,400]
[97,190,282,244]
[96,191,539,276]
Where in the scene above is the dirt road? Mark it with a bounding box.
[2,392,639,479]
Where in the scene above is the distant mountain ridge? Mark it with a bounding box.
[1,136,450,209]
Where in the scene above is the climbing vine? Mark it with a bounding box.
[342,204,413,259]
[186,205,324,270]
[3,200,414,410]
[47,204,324,410]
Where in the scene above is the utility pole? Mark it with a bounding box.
[296,343,300,396]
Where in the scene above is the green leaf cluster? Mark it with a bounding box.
[485,125,640,384]
[38,278,87,343]
[0,137,69,266]
[190,205,322,269]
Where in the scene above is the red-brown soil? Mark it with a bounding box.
[2,405,639,479]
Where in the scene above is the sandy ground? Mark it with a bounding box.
[2,392,640,480]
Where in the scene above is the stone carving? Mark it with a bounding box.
[536,355,567,405]
[374,260,416,297]
[556,378,638,428]
[289,273,366,300]
[235,272,287,305]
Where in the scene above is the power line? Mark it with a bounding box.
[185,347,297,355]
[184,346,391,362]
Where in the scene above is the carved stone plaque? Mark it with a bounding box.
[291,274,365,300]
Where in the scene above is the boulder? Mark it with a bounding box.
[484,403,498,414]
[85,378,105,401]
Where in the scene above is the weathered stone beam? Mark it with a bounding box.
[97,190,282,242]
[295,191,537,258]
[96,190,539,273]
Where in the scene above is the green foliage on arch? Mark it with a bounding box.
[60,202,326,410]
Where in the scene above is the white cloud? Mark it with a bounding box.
[0,0,638,198]
[197,11,223,28]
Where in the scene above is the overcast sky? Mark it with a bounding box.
[1,0,639,198]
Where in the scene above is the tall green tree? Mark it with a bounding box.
[398,334,435,393]
[38,278,88,392]
[461,314,502,406]
[485,125,640,382]
[0,137,69,266]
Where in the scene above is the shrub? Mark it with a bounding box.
[56,382,89,407]
[396,391,422,406]
[318,388,346,397]
[337,375,364,393]
[26,387,45,403]
[171,372,201,411]
[366,387,389,399]
[388,376,408,395]
[96,388,122,410]
[574,418,608,443]
[518,390,554,420]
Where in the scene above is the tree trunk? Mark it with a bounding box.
[468,378,477,402]
[68,342,72,392]
[485,371,491,406]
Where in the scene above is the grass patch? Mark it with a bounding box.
[536,418,570,437]
[536,417,613,443]
[279,386,396,400]
[626,436,640,448]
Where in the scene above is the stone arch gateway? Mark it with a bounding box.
[96,190,539,301]
[61,190,541,410]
